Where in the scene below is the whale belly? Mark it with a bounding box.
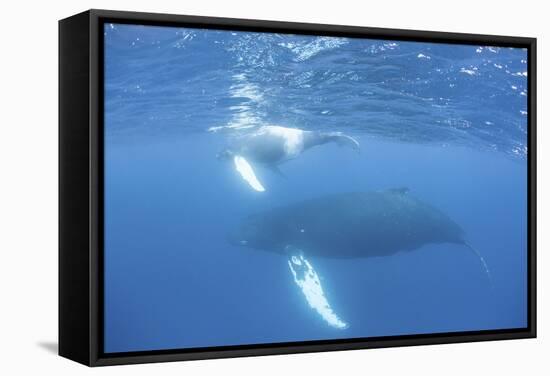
[241,126,304,164]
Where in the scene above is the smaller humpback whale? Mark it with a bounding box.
[230,188,491,329]
[217,125,359,192]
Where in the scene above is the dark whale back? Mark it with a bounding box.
[232,189,465,258]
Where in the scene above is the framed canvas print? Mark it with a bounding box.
[59,9,536,366]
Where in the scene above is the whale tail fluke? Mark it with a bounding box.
[463,242,493,289]
[324,132,360,151]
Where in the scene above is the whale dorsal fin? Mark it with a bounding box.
[233,155,266,192]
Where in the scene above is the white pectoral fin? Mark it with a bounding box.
[233,155,266,192]
[287,253,348,329]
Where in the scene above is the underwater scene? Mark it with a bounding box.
[103,23,528,353]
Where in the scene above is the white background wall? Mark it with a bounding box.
[0,0,546,374]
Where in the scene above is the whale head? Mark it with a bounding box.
[228,215,270,249]
[228,212,298,253]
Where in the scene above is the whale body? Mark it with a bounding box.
[218,125,359,191]
[230,188,491,329]
[232,188,467,258]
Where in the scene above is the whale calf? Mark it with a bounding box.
[230,188,491,329]
[218,125,359,191]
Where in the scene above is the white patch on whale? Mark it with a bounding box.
[256,125,305,158]
[233,155,265,192]
[288,254,348,330]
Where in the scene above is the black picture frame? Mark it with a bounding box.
[59,8,537,367]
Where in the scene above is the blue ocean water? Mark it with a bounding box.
[103,23,528,353]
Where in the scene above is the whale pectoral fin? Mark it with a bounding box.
[286,251,348,329]
[233,155,266,192]
[267,164,287,179]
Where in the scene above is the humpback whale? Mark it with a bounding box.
[230,188,491,329]
[218,125,359,192]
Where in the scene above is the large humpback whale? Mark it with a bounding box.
[230,188,491,329]
[217,125,359,192]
